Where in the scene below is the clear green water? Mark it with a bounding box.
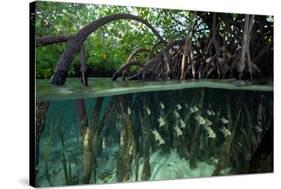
[36,78,273,187]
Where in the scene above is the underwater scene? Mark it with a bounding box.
[35,79,273,187]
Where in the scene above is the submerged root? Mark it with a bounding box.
[212,97,243,176]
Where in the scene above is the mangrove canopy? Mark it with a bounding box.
[34,1,273,85]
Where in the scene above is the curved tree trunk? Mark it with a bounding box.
[36,35,74,47]
[112,48,151,81]
[50,13,165,85]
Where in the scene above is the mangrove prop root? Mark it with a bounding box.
[83,97,104,184]
[93,99,114,183]
[112,48,151,81]
[35,12,272,84]
[190,90,205,170]
[116,96,137,182]
[237,15,258,79]
[133,99,143,181]
[180,12,195,80]
[36,100,49,141]
[77,99,88,138]
[79,44,88,86]
[43,119,59,186]
[212,97,243,176]
[140,96,151,180]
[60,131,73,185]
[36,100,49,175]
[83,127,94,183]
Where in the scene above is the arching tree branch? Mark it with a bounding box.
[50,13,165,85]
[36,35,75,47]
[112,48,151,81]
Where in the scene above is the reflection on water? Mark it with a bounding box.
[35,80,273,187]
[36,78,273,100]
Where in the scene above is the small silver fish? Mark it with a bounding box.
[160,102,165,109]
[220,127,231,137]
[190,106,199,113]
[206,126,216,139]
[174,110,180,118]
[145,106,151,116]
[158,116,165,127]
[220,117,229,124]
[206,110,216,116]
[151,129,165,145]
[179,118,186,128]
[176,104,182,110]
[195,114,206,126]
[205,118,212,127]
[174,126,183,137]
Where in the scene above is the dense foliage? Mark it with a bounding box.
[35,1,273,81]
[35,2,185,78]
